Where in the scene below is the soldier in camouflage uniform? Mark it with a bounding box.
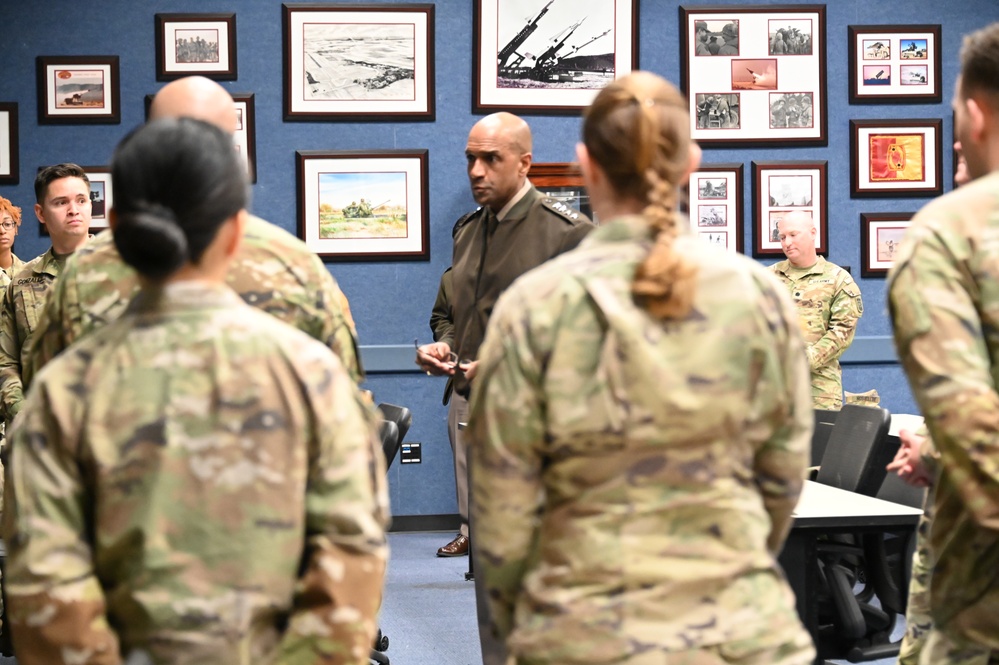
[0,196,25,293]
[888,22,999,664]
[22,77,361,389]
[467,72,815,665]
[0,164,92,430]
[771,210,863,410]
[1,117,388,665]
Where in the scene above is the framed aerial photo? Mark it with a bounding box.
[848,25,941,104]
[528,162,592,220]
[861,212,913,277]
[850,119,943,197]
[473,0,638,114]
[155,13,237,81]
[232,93,257,183]
[687,163,744,254]
[36,56,120,124]
[283,3,435,121]
[679,5,827,147]
[296,149,429,261]
[0,103,18,185]
[752,160,827,258]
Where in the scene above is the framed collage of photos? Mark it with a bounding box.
[296,149,429,261]
[473,0,638,114]
[528,162,592,220]
[861,212,913,277]
[850,118,943,197]
[155,13,237,81]
[36,56,120,124]
[0,102,17,185]
[687,163,743,253]
[679,5,827,146]
[752,160,827,258]
[848,25,941,104]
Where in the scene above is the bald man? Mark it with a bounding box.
[771,210,863,410]
[22,76,362,387]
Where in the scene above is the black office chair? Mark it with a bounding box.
[814,404,893,497]
[811,408,840,467]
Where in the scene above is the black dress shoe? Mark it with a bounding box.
[437,534,469,557]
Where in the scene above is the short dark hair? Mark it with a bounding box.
[960,22,999,102]
[34,163,89,204]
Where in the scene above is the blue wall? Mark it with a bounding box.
[2,1,996,522]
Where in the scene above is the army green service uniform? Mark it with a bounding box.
[771,256,863,410]
[889,170,999,662]
[2,280,388,665]
[468,216,815,665]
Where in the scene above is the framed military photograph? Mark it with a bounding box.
[473,0,638,114]
[686,162,743,254]
[850,118,943,197]
[528,162,592,220]
[861,212,913,277]
[155,13,237,81]
[0,103,18,185]
[283,3,435,121]
[296,149,429,261]
[752,160,827,258]
[83,166,112,232]
[36,56,120,124]
[680,5,827,147]
[848,25,941,104]
[232,93,257,183]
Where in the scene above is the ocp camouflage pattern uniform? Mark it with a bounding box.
[889,170,999,663]
[770,256,863,410]
[468,217,815,665]
[0,253,24,293]
[1,281,389,665]
[23,216,363,390]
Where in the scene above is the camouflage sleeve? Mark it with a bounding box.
[807,272,862,370]
[1,373,122,664]
[21,268,77,392]
[0,280,24,424]
[890,226,999,531]
[315,266,364,385]
[467,288,546,640]
[429,268,454,348]
[750,273,813,553]
[277,349,389,665]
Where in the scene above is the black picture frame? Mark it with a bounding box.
[752,160,828,258]
[36,56,121,125]
[155,13,238,81]
[861,212,914,277]
[687,162,744,254]
[0,102,18,185]
[848,24,941,104]
[850,118,943,198]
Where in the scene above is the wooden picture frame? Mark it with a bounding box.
[232,93,257,184]
[83,166,113,232]
[283,3,435,121]
[680,4,827,147]
[850,118,943,197]
[848,25,941,104]
[0,103,18,185]
[687,163,744,254]
[36,56,120,124]
[473,0,638,114]
[752,160,827,258]
[155,13,237,81]
[296,149,430,261]
[528,162,592,220]
[861,212,914,277]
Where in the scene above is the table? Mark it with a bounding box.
[778,480,923,663]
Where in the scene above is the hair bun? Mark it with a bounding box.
[113,202,189,280]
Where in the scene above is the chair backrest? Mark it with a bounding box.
[811,408,839,467]
[376,403,413,470]
[378,420,401,469]
[815,404,892,497]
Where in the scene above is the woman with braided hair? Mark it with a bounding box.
[467,71,815,665]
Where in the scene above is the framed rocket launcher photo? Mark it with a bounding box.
[850,118,942,197]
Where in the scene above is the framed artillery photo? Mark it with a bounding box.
[296,149,429,261]
[861,212,913,277]
[232,93,257,183]
[36,56,120,124]
[752,160,827,258]
[679,4,827,147]
[155,13,237,80]
[528,162,592,220]
[83,166,113,232]
[687,163,743,254]
[0,103,18,185]
[848,25,941,104]
[850,118,943,197]
[473,0,638,114]
[283,3,435,121]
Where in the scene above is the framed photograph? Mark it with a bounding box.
[861,212,913,277]
[752,160,827,258]
[232,93,257,183]
[155,13,237,81]
[680,5,826,146]
[528,162,592,220]
[0,103,18,185]
[283,3,435,121]
[296,149,429,261]
[473,0,638,114]
[850,118,943,197]
[36,56,120,124]
[687,163,743,254]
[848,25,941,104]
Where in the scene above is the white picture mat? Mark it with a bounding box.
[758,167,823,253]
[0,112,10,177]
[855,124,939,191]
[853,30,937,98]
[233,99,251,178]
[44,64,114,116]
[867,219,911,270]
[163,20,232,73]
[689,168,740,253]
[86,170,113,230]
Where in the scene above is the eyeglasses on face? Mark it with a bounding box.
[0,222,16,231]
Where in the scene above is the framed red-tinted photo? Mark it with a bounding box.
[850,118,943,197]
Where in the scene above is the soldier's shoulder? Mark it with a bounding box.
[241,215,327,273]
[451,209,481,238]
[538,196,591,226]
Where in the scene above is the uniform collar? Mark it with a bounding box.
[495,180,533,221]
